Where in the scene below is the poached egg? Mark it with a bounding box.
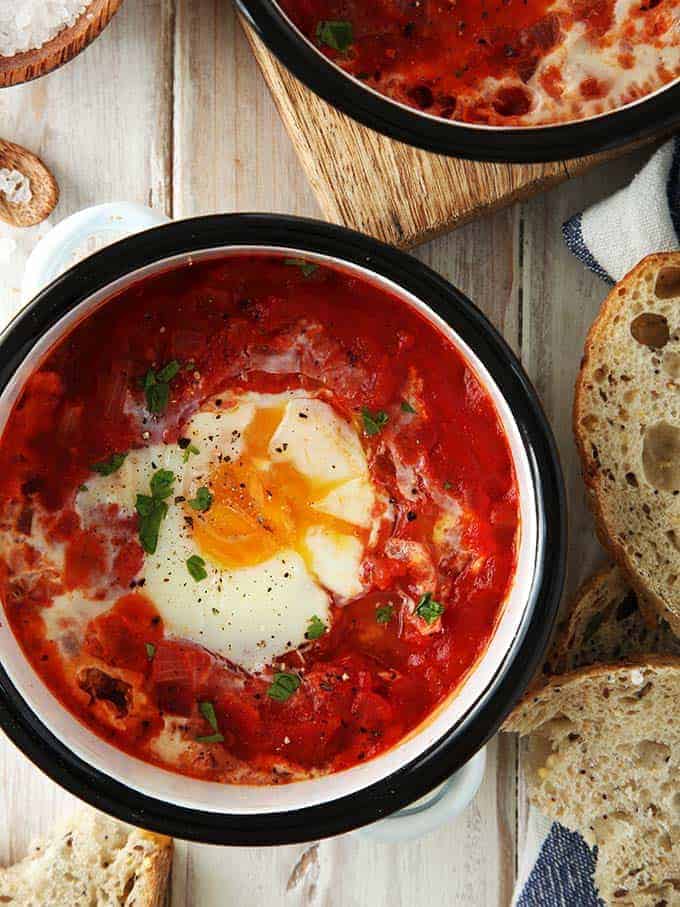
[77,391,376,672]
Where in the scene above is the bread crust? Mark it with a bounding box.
[131,830,173,907]
[573,252,680,634]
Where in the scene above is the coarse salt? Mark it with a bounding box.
[0,168,32,205]
[0,1,88,57]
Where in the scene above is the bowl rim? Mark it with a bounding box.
[0,214,566,844]
[236,0,680,163]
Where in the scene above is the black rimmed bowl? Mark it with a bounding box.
[0,214,566,844]
[237,0,680,163]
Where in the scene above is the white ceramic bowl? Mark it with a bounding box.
[0,212,566,844]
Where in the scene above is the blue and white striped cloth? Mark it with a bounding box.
[516,137,680,907]
[563,137,680,283]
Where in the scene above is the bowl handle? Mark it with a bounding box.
[358,746,487,843]
[22,203,171,303]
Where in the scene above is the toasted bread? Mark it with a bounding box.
[574,252,680,633]
[543,564,680,677]
[0,809,172,907]
[506,659,680,906]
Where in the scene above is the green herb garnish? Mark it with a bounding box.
[150,468,175,500]
[145,642,156,660]
[443,481,453,490]
[196,732,225,744]
[284,258,318,278]
[141,359,181,415]
[267,672,301,703]
[401,400,416,414]
[316,20,353,52]
[135,468,175,554]
[376,605,394,624]
[196,702,223,743]
[414,592,445,625]
[361,407,389,437]
[305,615,327,640]
[199,700,219,732]
[182,443,200,464]
[91,452,127,476]
[135,495,167,554]
[189,486,213,512]
[187,554,207,582]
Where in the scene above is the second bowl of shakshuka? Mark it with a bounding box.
[0,215,565,843]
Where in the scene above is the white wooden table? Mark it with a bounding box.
[0,2,653,904]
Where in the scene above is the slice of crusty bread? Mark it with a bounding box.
[0,809,172,907]
[506,659,680,906]
[543,564,680,677]
[574,252,680,634]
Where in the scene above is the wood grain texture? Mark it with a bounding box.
[0,0,125,88]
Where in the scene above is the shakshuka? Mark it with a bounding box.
[277,0,680,126]
[0,254,519,784]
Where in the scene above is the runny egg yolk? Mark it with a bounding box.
[190,405,369,572]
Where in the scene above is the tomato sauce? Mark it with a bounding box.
[0,254,519,783]
[278,0,678,125]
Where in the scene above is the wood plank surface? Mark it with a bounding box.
[0,0,650,904]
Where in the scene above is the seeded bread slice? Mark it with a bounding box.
[506,658,680,906]
[574,253,680,634]
[543,564,680,677]
[0,809,172,907]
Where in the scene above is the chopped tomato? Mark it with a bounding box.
[84,594,163,674]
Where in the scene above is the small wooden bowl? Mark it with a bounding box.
[0,0,125,88]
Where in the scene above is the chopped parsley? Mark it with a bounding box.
[91,451,127,476]
[150,468,175,500]
[199,700,219,732]
[196,702,224,743]
[267,672,301,703]
[196,732,225,744]
[305,615,327,640]
[361,407,389,436]
[141,359,181,415]
[376,605,394,624]
[182,443,199,463]
[135,468,175,554]
[187,554,207,582]
[189,486,213,512]
[414,592,445,625]
[145,642,156,660]
[316,20,353,52]
[443,481,453,490]
[401,400,416,414]
[284,258,318,278]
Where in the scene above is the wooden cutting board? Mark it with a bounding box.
[243,21,647,248]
